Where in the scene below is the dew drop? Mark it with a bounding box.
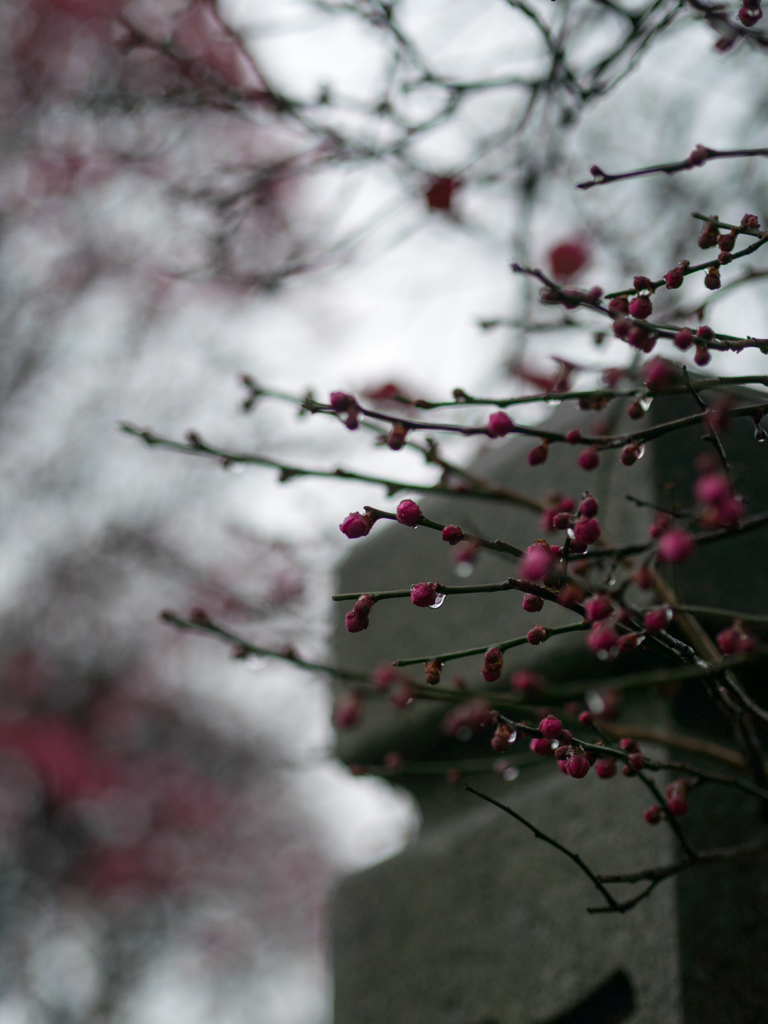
[507,729,518,744]
[550,739,560,750]
[634,443,646,460]
[429,593,446,609]
[640,396,654,412]
[756,427,767,443]
[585,689,606,714]
[454,561,474,579]
[503,766,520,782]
[224,462,246,475]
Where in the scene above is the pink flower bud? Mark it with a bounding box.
[527,625,549,645]
[530,737,552,755]
[613,318,631,339]
[718,250,733,265]
[617,633,640,653]
[694,472,731,505]
[627,326,656,353]
[519,543,555,582]
[333,692,362,729]
[716,624,757,655]
[578,710,593,726]
[665,267,685,289]
[488,411,514,438]
[354,594,374,617]
[424,661,442,685]
[389,679,416,709]
[340,511,372,539]
[566,755,590,778]
[410,582,438,607]
[578,449,600,471]
[539,714,563,739]
[442,524,463,545]
[628,295,653,319]
[608,296,629,315]
[644,804,662,825]
[644,357,675,390]
[644,606,672,633]
[345,610,369,633]
[573,516,601,545]
[566,428,582,444]
[396,499,421,526]
[627,752,645,772]
[619,737,639,752]
[511,670,545,696]
[633,565,653,589]
[739,6,762,26]
[579,495,598,518]
[553,512,571,530]
[649,513,671,538]
[674,328,694,351]
[596,757,616,779]
[522,593,545,613]
[585,623,618,653]
[585,594,613,621]
[633,275,654,292]
[528,442,549,466]
[621,444,641,466]
[697,324,715,341]
[657,529,696,563]
[481,647,504,683]
[694,345,712,366]
[491,723,513,752]
[699,220,719,248]
[554,744,571,760]
[668,794,689,816]
[704,266,721,291]
[330,391,356,412]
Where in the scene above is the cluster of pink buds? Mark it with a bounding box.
[330,391,360,429]
[694,471,744,528]
[345,593,375,633]
[716,621,758,655]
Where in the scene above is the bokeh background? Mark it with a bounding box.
[1,0,768,1020]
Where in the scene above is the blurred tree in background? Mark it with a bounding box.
[2,0,768,1020]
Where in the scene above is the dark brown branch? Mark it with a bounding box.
[576,146,768,190]
[464,785,621,911]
